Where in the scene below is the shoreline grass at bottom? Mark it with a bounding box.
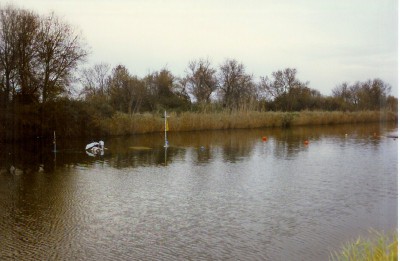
[330,230,397,261]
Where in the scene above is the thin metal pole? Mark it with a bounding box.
[164,110,168,147]
[53,131,57,167]
[53,131,56,152]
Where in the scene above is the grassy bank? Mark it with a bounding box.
[97,110,398,136]
[330,230,397,261]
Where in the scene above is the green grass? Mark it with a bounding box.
[330,230,398,261]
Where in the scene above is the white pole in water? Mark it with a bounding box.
[53,131,56,152]
[164,110,169,148]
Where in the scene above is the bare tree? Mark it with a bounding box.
[332,78,392,111]
[261,68,309,111]
[14,8,40,103]
[265,68,303,99]
[0,5,89,139]
[258,76,273,101]
[332,82,351,101]
[353,79,391,110]
[80,63,111,99]
[185,58,217,103]
[0,6,87,104]
[218,59,255,110]
[0,5,19,107]
[174,77,191,103]
[332,82,353,110]
[36,12,87,103]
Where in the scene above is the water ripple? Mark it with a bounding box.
[0,124,397,260]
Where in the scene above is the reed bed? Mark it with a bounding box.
[330,230,397,261]
[98,110,397,136]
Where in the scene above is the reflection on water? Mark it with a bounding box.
[0,123,397,260]
[0,123,396,171]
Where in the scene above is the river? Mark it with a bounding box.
[0,123,397,260]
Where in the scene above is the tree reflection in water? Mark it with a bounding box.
[0,122,396,173]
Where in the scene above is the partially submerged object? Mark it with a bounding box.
[85,140,105,156]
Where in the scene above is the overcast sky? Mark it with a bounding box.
[15,0,398,96]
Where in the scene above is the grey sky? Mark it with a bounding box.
[15,0,398,96]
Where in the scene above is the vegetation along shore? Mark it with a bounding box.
[330,230,397,261]
[98,110,397,136]
[0,5,397,141]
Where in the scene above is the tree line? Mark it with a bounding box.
[80,60,396,113]
[0,6,397,140]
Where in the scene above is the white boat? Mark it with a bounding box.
[85,142,99,150]
[85,141,105,156]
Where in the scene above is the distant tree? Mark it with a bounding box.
[144,68,190,111]
[143,68,173,110]
[360,79,391,110]
[269,68,300,98]
[349,82,361,108]
[332,82,353,111]
[321,96,343,111]
[130,75,147,113]
[109,65,133,113]
[184,58,217,103]
[257,76,273,102]
[261,68,309,111]
[386,95,397,111]
[217,59,255,110]
[108,65,149,114]
[79,63,114,118]
[288,86,322,111]
[80,63,111,99]
[175,77,191,104]
[332,79,392,111]
[154,68,174,97]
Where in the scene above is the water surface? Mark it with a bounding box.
[0,123,397,260]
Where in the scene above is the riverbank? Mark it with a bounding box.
[96,110,397,136]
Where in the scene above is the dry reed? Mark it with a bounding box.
[98,110,397,136]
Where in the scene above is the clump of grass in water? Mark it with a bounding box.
[330,230,397,261]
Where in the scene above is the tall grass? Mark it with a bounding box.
[330,230,397,261]
[98,110,397,136]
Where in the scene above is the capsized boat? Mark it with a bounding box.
[85,140,105,156]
